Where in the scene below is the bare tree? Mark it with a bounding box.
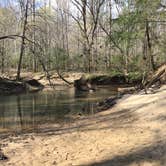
[16,0,29,80]
[70,0,105,72]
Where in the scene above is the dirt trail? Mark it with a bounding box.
[1,85,166,166]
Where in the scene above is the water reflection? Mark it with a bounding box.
[0,86,117,134]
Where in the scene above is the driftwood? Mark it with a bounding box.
[144,63,166,93]
[0,150,8,161]
[24,79,44,92]
[0,78,25,94]
[117,87,136,95]
[74,76,95,91]
[0,78,44,94]
[56,70,73,85]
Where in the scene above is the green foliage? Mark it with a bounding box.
[52,47,68,70]
[0,0,165,75]
[128,54,144,72]
[111,9,142,50]
[127,72,143,82]
[109,70,124,77]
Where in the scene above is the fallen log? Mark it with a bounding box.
[0,150,8,161]
[117,87,136,95]
[24,79,44,92]
[144,63,166,92]
[0,78,44,94]
[56,70,73,85]
[74,75,96,91]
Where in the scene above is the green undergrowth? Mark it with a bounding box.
[82,71,143,85]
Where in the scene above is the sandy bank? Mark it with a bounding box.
[1,71,83,91]
[1,85,166,166]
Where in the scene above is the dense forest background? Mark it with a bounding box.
[0,0,166,80]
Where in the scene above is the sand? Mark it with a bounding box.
[0,85,166,166]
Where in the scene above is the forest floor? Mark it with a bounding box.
[1,85,166,166]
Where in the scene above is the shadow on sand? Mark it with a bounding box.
[85,139,166,166]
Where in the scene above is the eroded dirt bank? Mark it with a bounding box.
[1,85,166,166]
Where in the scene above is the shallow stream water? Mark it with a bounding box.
[0,86,118,134]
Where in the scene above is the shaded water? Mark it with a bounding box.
[0,86,118,134]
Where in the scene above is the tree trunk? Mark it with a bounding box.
[1,40,5,74]
[16,0,29,80]
[87,47,92,73]
[146,20,155,72]
[32,0,37,72]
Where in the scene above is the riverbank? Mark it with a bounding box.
[0,71,82,94]
[1,71,83,85]
[1,85,166,166]
[1,71,142,91]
